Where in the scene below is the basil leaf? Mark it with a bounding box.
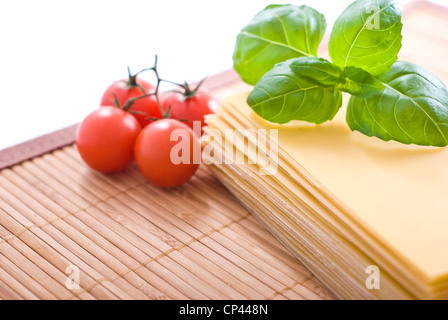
[289,57,343,87]
[233,5,326,86]
[340,66,385,99]
[247,59,342,125]
[289,58,384,98]
[329,0,403,77]
[346,61,448,147]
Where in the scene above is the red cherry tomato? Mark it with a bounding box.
[100,77,161,128]
[134,119,200,188]
[76,107,141,173]
[162,90,218,135]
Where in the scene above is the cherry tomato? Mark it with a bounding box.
[162,90,218,135]
[76,107,141,173]
[134,119,200,188]
[100,77,161,128]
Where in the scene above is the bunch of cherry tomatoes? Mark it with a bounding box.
[76,57,217,188]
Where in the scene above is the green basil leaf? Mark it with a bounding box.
[340,66,385,98]
[329,0,403,77]
[247,59,342,125]
[289,58,384,98]
[346,61,448,147]
[289,57,343,87]
[233,5,326,86]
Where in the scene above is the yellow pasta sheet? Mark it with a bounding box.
[205,92,448,298]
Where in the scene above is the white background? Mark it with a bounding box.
[0,0,442,150]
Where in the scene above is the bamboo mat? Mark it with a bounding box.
[0,146,336,300]
[0,80,333,301]
[0,0,446,300]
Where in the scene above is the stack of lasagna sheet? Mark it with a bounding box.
[202,92,448,300]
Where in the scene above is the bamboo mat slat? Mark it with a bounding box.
[0,0,445,300]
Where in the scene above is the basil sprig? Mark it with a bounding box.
[233,0,448,147]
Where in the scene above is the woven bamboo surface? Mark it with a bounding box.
[0,0,446,300]
[0,145,336,300]
[0,77,334,301]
